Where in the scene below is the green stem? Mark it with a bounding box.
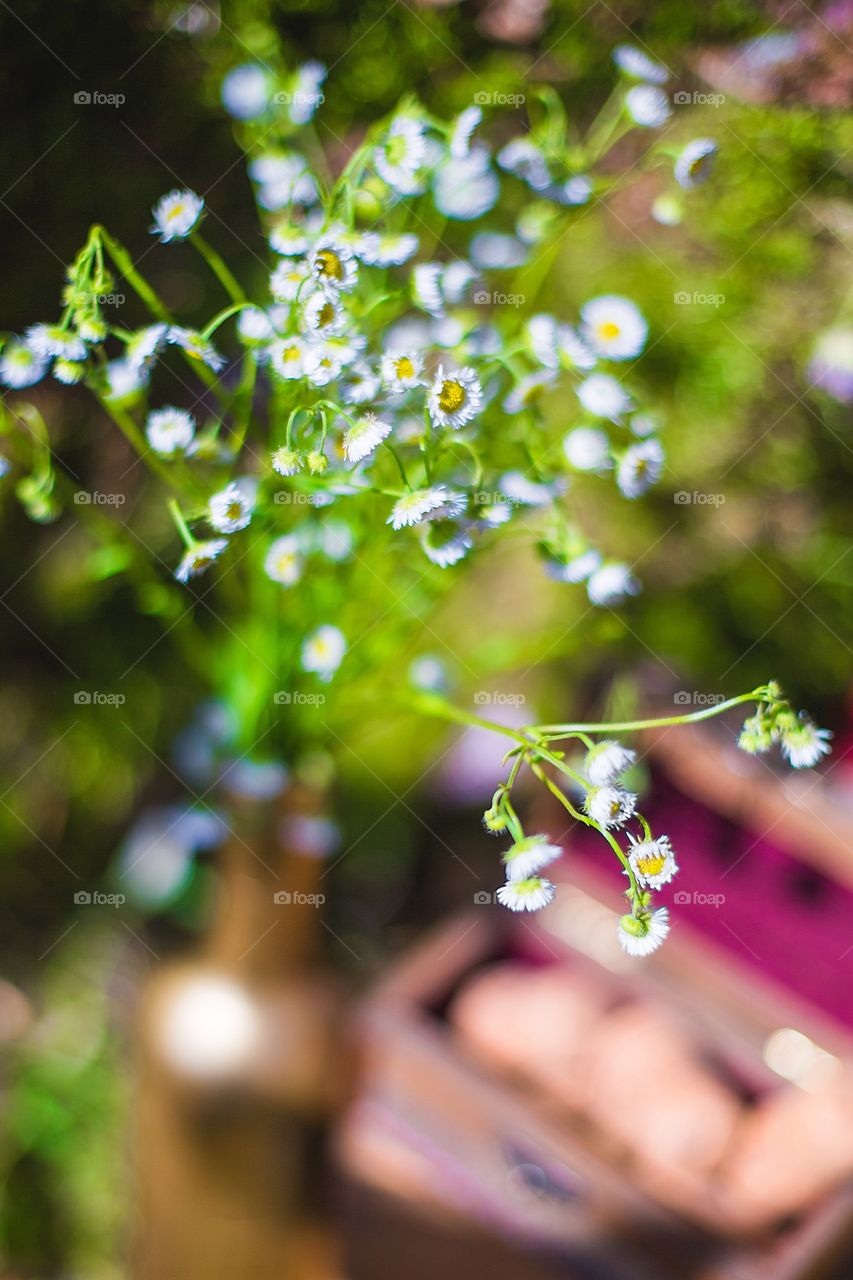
[96,227,173,324]
[535,690,769,737]
[190,233,246,304]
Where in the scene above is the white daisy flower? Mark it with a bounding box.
[126,324,168,376]
[581,295,648,361]
[221,64,271,121]
[563,426,611,472]
[303,340,349,387]
[627,834,678,889]
[25,324,86,362]
[496,876,556,912]
[502,835,562,881]
[269,224,310,256]
[375,116,428,194]
[208,483,253,534]
[237,307,275,344]
[556,175,593,206]
[557,325,597,371]
[584,784,637,829]
[269,337,307,381]
[526,314,559,368]
[497,138,551,191]
[577,373,631,420]
[288,60,326,126]
[587,562,641,607]
[381,350,425,395]
[175,539,228,583]
[421,522,474,568]
[563,549,602,582]
[151,189,204,242]
[585,740,637,786]
[270,260,309,302]
[53,359,86,384]
[76,315,107,344]
[427,366,482,430]
[251,153,318,210]
[0,341,47,388]
[146,407,196,456]
[412,262,446,317]
[271,447,304,476]
[433,148,499,221]
[302,624,346,679]
[503,370,556,414]
[104,359,144,402]
[499,472,558,507]
[625,85,672,128]
[302,289,347,338]
[629,412,659,437]
[617,438,664,498]
[442,260,478,305]
[359,232,419,267]
[450,105,482,158]
[470,232,528,270]
[341,364,381,405]
[675,138,718,189]
[613,44,669,84]
[617,907,670,957]
[264,534,303,586]
[308,237,358,294]
[166,326,225,372]
[388,486,458,530]
[343,413,392,464]
[779,718,833,768]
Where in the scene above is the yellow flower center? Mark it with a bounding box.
[636,853,667,878]
[597,321,621,341]
[283,345,301,363]
[315,248,343,281]
[395,356,415,380]
[438,379,466,413]
[316,301,336,328]
[225,501,243,521]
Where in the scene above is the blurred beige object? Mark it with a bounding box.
[0,978,33,1043]
[477,0,550,43]
[722,1077,853,1230]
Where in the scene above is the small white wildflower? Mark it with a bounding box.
[581,296,648,361]
[302,289,347,338]
[779,718,832,769]
[442,260,478,305]
[629,412,659,437]
[525,314,560,368]
[264,534,303,586]
[302,624,346,679]
[151,189,204,242]
[563,426,611,472]
[269,224,310,256]
[585,740,636,786]
[675,138,718,189]
[381,350,425,396]
[208,483,253,533]
[25,324,86,362]
[146,407,196,456]
[412,262,446,317]
[496,876,556,912]
[221,64,271,120]
[375,116,427,194]
[343,413,392,464]
[577,373,631,420]
[126,324,168,376]
[175,539,228,583]
[618,907,670,957]
[450,104,482,158]
[433,148,499,221]
[421,522,473,567]
[409,655,448,692]
[303,341,348,387]
[308,237,358,294]
[503,370,556,415]
[587,562,640,607]
[104,359,144,402]
[557,325,598,371]
[269,337,307,381]
[250,152,318,209]
[341,364,381,405]
[53,359,86,384]
[557,175,593,205]
[427,366,482,430]
[499,472,558,507]
[496,138,551,191]
[271,447,304,477]
[288,60,326,126]
[270,260,309,302]
[613,44,669,84]
[584,784,637,829]
[617,438,664,498]
[166,326,225,372]
[563,549,602,582]
[389,486,457,530]
[627,834,678,889]
[0,341,47,388]
[237,307,275,344]
[359,233,419,267]
[502,835,562,882]
[470,232,527,270]
[625,85,672,128]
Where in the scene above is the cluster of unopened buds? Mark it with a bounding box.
[468,682,832,957]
